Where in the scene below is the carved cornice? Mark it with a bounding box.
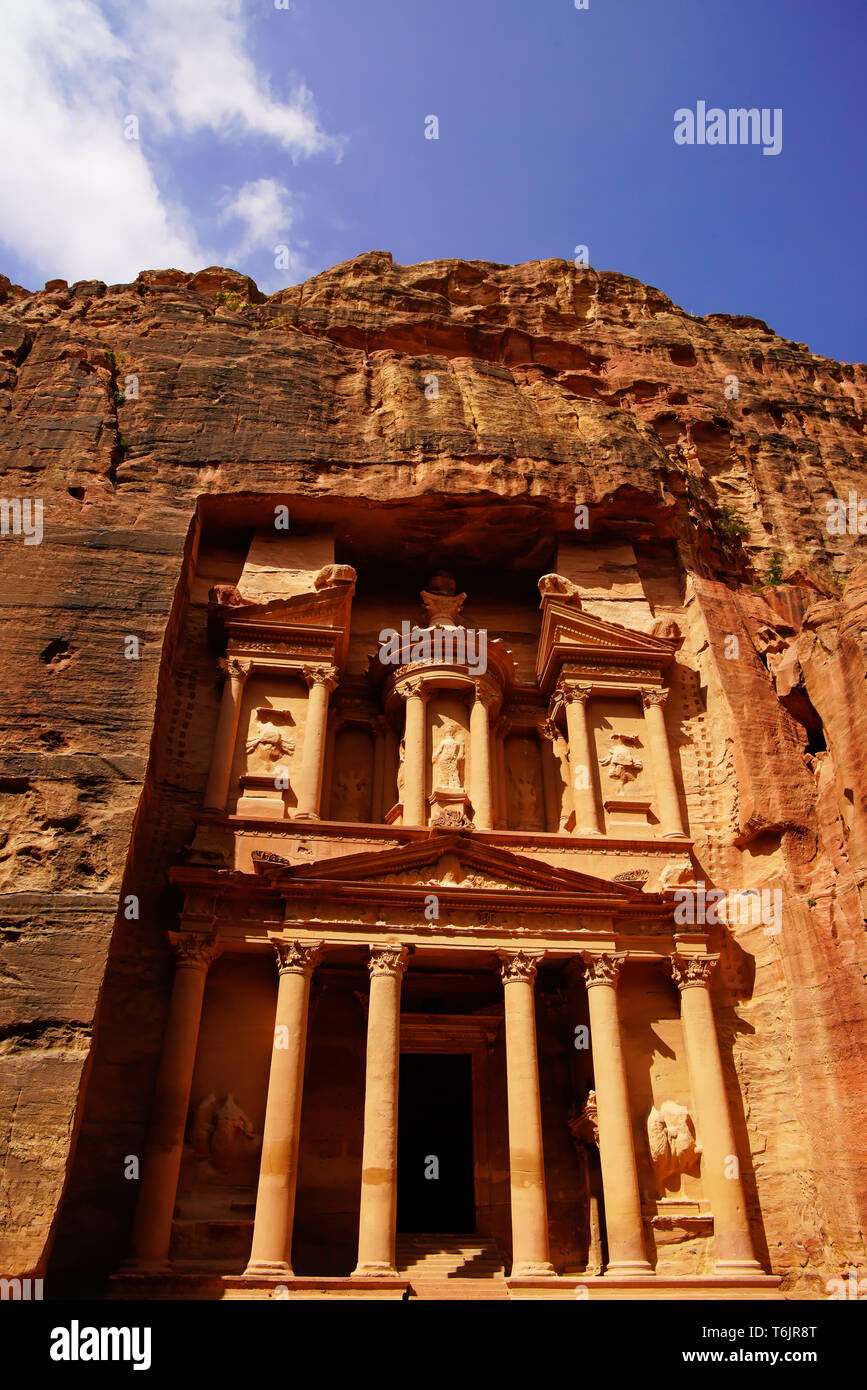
[273,938,324,977]
[168,931,222,971]
[580,950,626,989]
[670,953,719,991]
[367,944,410,979]
[498,949,544,985]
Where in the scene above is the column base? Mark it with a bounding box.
[510,1261,556,1277]
[351,1262,400,1278]
[575,827,604,837]
[243,1260,293,1277]
[292,811,321,821]
[606,1260,655,1276]
[662,829,687,839]
[714,1259,764,1276]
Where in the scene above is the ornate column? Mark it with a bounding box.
[562,685,603,835]
[470,682,495,831]
[353,944,410,1277]
[640,688,685,838]
[371,717,388,823]
[671,954,762,1274]
[295,664,338,819]
[498,951,555,1277]
[538,720,562,834]
[581,952,652,1274]
[127,933,221,1269]
[203,658,250,813]
[244,940,323,1276]
[398,678,427,826]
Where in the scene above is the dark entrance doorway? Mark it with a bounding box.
[397,1053,475,1234]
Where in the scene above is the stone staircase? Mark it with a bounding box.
[397,1234,509,1300]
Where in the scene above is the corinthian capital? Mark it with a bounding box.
[580,951,626,989]
[561,683,592,706]
[303,664,338,692]
[498,950,544,985]
[168,931,222,971]
[367,944,410,979]
[220,656,251,682]
[273,939,324,977]
[670,953,719,991]
[641,687,668,709]
[395,676,426,701]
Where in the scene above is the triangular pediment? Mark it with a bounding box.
[537,600,677,689]
[251,832,649,903]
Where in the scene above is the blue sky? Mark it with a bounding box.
[2,0,864,361]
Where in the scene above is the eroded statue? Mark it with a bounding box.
[600,731,643,788]
[245,709,295,772]
[432,721,466,790]
[647,1100,700,1194]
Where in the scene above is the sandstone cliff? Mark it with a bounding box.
[0,253,865,1292]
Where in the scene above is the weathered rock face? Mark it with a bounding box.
[0,253,865,1293]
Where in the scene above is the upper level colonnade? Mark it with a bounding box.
[200,562,689,841]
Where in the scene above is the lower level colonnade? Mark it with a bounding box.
[124,933,763,1285]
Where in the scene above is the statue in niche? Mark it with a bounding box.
[543,720,574,831]
[245,708,295,773]
[647,1100,701,1195]
[600,731,643,789]
[432,720,466,791]
[420,571,466,629]
[189,1093,261,1175]
[397,736,407,804]
[508,745,541,828]
[332,766,369,822]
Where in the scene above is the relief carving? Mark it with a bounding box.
[189,1093,261,1176]
[432,720,466,791]
[245,708,296,773]
[600,731,644,790]
[647,1100,701,1195]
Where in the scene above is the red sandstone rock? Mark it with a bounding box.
[0,254,865,1297]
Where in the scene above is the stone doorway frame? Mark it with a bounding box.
[399,1013,500,1228]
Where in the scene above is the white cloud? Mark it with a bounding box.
[127,0,343,161]
[0,0,340,286]
[220,178,296,259]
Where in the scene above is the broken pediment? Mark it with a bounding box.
[536,588,679,692]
